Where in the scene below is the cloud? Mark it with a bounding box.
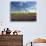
[11,1,36,11]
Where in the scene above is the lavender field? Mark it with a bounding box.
[11,13,36,21]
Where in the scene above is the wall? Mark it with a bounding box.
[0,0,46,45]
[0,35,23,46]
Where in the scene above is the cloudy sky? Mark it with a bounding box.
[11,1,36,12]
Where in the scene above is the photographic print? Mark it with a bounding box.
[10,1,36,21]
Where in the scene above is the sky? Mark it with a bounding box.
[0,0,46,46]
[11,1,36,12]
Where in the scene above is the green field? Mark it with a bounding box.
[11,12,36,16]
[11,12,36,21]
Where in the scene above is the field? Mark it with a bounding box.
[10,12,36,21]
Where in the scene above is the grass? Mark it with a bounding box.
[11,12,36,16]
